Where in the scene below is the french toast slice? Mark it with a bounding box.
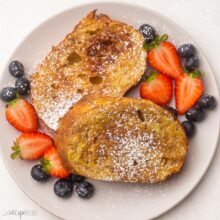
[30,10,146,133]
[55,97,188,183]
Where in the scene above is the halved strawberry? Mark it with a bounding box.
[175,70,204,114]
[41,147,69,178]
[11,132,54,160]
[140,72,172,105]
[6,98,38,132]
[145,34,183,79]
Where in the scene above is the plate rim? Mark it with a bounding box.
[0,1,219,219]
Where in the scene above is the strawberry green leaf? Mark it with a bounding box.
[143,34,169,51]
[41,158,51,174]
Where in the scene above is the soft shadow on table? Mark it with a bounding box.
[154,135,220,220]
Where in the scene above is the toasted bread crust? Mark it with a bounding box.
[30,10,146,132]
[55,97,188,183]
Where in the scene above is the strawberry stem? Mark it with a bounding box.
[143,34,169,51]
[160,34,169,42]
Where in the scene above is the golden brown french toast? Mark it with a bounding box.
[30,10,146,133]
[55,97,188,183]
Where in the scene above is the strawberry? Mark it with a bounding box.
[5,98,38,132]
[11,132,54,160]
[145,34,183,79]
[175,70,204,114]
[41,147,69,178]
[140,72,172,105]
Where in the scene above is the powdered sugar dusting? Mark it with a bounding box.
[89,102,166,183]
[30,11,146,131]
[40,93,82,130]
[107,130,161,182]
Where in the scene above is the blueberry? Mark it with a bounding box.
[54,179,73,198]
[185,56,199,72]
[31,164,50,182]
[164,106,178,118]
[0,87,17,102]
[76,181,94,199]
[185,107,205,122]
[68,174,85,183]
[139,24,156,43]
[15,77,30,95]
[197,94,216,110]
[9,60,24,78]
[178,44,196,58]
[182,121,195,138]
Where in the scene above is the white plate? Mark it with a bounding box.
[0,2,219,220]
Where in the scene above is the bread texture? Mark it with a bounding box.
[30,10,146,133]
[55,97,188,183]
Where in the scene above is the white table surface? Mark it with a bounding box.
[0,0,220,219]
